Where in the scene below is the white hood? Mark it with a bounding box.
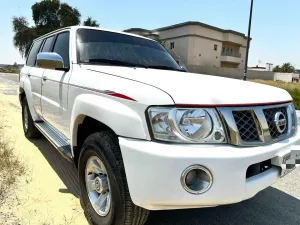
[82,65,292,105]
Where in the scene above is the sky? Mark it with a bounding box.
[1,0,300,68]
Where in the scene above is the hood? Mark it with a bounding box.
[81,65,292,105]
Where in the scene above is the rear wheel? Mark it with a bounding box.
[78,131,149,225]
[21,97,41,138]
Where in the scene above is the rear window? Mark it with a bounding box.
[26,40,43,67]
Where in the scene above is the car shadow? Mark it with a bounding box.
[29,137,81,198]
[30,137,300,225]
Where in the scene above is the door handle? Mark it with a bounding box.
[42,76,47,81]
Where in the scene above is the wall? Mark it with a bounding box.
[188,25,224,41]
[187,65,275,80]
[159,26,190,39]
[223,33,247,47]
[163,37,189,65]
[274,73,293,82]
[239,47,246,69]
[188,36,221,67]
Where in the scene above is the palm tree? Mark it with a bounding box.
[280,63,295,73]
[273,65,281,72]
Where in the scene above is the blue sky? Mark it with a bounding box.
[1,0,299,68]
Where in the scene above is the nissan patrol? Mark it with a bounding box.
[19,26,300,225]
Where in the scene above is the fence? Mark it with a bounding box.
[186,65,275,80]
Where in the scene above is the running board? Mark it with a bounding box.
[34,121,73,162]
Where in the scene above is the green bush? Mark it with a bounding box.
[252,80,300,110]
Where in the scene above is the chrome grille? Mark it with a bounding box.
[263,107,288,139]
[233,111,260,141]
[217,103,296,146]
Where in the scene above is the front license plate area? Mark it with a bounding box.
[271,150,296,177]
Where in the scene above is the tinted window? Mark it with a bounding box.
[76,29,181,71]
[41,36,55,52]
[53,32,70,68]
[26,40,43,67]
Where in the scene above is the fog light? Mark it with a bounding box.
[181,165,212,194]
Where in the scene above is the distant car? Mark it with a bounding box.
[19,26,300,225]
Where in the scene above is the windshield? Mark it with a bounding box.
[76,29,182,71]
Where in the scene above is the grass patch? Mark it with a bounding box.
[252,80,300,110]
[0,122,25,203]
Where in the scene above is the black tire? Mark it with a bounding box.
[21,97,41,138]
[78,131,149,225]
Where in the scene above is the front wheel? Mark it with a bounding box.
[78,131,149,225]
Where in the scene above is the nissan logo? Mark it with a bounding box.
[274,112,287,133]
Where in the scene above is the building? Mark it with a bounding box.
[124,21,249,69]
[248,61,274,71]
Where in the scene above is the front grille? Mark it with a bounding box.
[263,106,288,139]
[233,110,260,142]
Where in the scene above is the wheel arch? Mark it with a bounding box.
[72,115,117,166]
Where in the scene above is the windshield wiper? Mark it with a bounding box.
[88,58,146,68]
[146,65,184,72]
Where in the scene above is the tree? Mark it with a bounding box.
[12,0,99,58]
[83,17,99,27]
[272,63,295,73]
[281,63,295,73]
[273,65,281,72]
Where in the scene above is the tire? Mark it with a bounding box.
[78,131,149,225]
[21,97,41,138]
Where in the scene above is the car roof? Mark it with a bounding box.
[33,26,156,43]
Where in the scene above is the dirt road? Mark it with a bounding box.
[0,73,300,225]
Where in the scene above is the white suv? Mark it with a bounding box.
[19,26,299,225]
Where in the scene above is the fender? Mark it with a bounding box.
[19,75,41,121]
[70,94,147,152]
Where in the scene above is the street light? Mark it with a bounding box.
[243,0,254,81]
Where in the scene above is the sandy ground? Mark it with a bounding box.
[0,78,88,224]
[0,73,300,225]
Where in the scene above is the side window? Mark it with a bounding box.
[53,32,70,68]
[26,40,43,67]
[41,36,55,52]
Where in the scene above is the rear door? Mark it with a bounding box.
[26,39,44,116]
[41,31,72,137]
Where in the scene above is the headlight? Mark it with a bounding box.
[148,107,226,143]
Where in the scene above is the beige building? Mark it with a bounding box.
[124,21,249,69]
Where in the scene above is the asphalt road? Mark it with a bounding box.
[0,72,19,82]
[1,72,300,225]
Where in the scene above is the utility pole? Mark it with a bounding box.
[243,0,254,81]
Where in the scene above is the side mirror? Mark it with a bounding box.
[36,52,68,71]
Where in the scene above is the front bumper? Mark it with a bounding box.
[119,128,300,210]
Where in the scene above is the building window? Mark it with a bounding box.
[214,44,218,51]
[170,42,175,49]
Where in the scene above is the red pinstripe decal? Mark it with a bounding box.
[176,100,292,108]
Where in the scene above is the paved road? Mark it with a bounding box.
[1,72,300,225]
[0,72,19,83]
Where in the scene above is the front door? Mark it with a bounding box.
[41,31,71,137]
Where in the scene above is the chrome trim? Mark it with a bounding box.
[217,103,296,146]
[180,165,213,195]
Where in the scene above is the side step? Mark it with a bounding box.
[34,121,73,162]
